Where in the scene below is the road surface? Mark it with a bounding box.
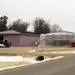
[0,56,75,75]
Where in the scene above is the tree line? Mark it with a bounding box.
[0,15,62,34]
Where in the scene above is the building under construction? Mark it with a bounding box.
[40,31,75,46]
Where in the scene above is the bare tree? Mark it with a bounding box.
[9,19,29,33]
[0,15,8,31]
[9,19,21,31]
[51,24,62,33]
[33,17,51,35]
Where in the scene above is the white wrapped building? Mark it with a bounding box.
[40,31,75,46]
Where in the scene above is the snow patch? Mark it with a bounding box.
[51,51,75,54]
[0,55,64,71]
[0,56,25,62]
[29,50,36,53]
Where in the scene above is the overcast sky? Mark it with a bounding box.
[0,0,75,32]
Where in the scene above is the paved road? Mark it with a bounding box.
[52,65,75,75]
[0,56,75,75]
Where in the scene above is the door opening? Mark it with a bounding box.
[0,36,3,42]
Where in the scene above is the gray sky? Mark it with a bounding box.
[0,0,75,32]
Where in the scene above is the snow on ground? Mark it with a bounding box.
[0,56,25,62]
[0,49,75,71]
[0,55,64,71]
[28,50,36,53]
[0,55,64,63]
[51,50,75,54]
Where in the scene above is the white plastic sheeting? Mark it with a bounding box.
[40,32,75,46]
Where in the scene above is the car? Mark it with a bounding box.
[0,44,6,48]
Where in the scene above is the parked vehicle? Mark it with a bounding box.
[0,44,6,48]
[0,40,11,48]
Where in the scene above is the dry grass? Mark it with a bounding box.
[0,62,31,69]
[0,46,75,56]
[0,46,74,70]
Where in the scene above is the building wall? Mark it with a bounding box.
[20,35,39,46]
[3,34,39,46]
[4,35,20,46]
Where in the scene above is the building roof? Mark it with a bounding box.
[0,30,21,35]
[46,30,74,35]
[58,31,74,34]
[0,30,39,36]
